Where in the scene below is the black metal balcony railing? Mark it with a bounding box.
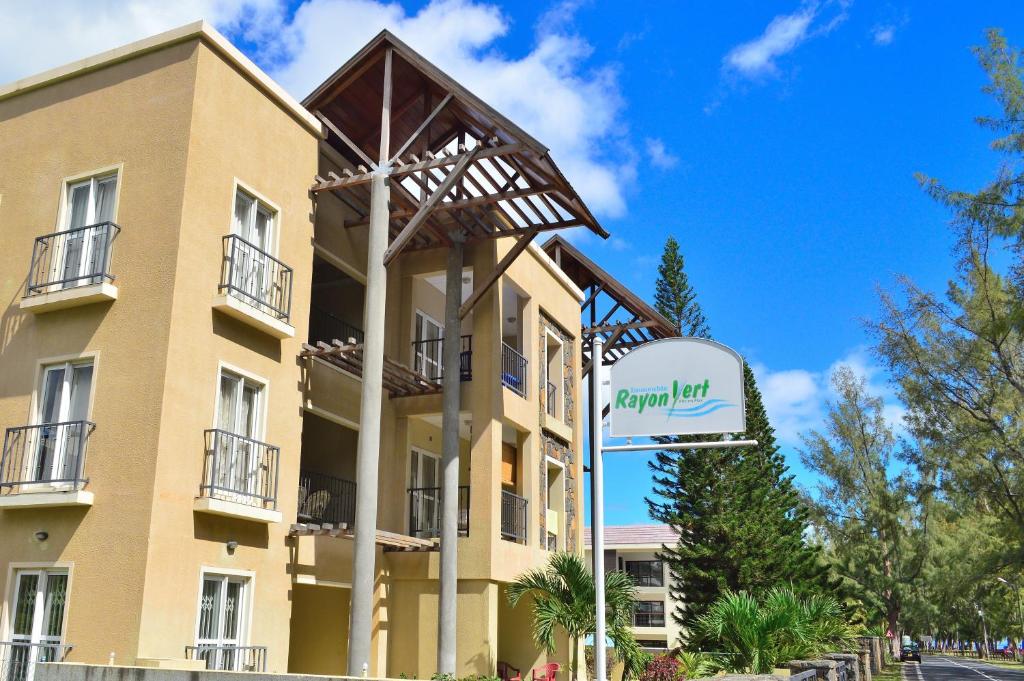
[411,335,472,381]
[297,470,356,527]
[0,642,74,681]
[185,645,266,672]
[201,430,279,510]
[500,489,528,544]
[408,485,469,538]
[1,422,93,494]
[219,234,293,322]
[501,343,528,397]
[26,222,119,296]
[308,306,364,345]
[625,560,665,587]
[545,381,557,417]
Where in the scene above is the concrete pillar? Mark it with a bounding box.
[789,659,838,681]
[872,638,884,670]
[855,648,872,681]
[824,653,860,681]
[437,233,465,674]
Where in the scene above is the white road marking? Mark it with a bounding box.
[947,656,1010,681]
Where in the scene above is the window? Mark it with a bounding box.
[195,573,250,671]
[228,188,278,309]
[625,560,665,587]
[413,311,443,380]
[545,459,565,551]
[636,640,668,650]
[212,370,264,502]
[633,601,665,628]
[32,361,93,485]
[54,173,118,290]
[409,448,441,537]
[544,333,563,419]
[8,569,69,681]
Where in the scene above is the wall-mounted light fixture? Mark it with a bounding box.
[226,540,239,554]
[34,531,48,542]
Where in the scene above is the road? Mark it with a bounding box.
[908,655,1024,680]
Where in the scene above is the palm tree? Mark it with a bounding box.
[695,587,857,674]
[507,552,646,679]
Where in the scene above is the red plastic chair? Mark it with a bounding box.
[498,662,522,681]
[531,663,559,681]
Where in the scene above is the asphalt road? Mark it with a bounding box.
[908,655,1024,680]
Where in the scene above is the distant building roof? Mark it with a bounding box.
[584,524,680,548]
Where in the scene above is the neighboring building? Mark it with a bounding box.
[585,525,683,651]
[0,21,602,680]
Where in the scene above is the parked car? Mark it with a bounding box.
[901,642,922,663]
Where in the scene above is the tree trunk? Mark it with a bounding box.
[570,636,578,680]
[887,607,900,659]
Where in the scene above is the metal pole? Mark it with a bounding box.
[437,231,465,674]
[591,337,607,681]
[347,47,393,677]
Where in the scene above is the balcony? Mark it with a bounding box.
[308,306,363,345]
[501,343,528,397]
[411,335,472,381]
[545,381,557,417]
[194,429,281,523]
[185,645,266,672]
[20,222,119,313]
[213,234,294,339]
[408,485,469,538]
[0,422,94,509]
[633,607,666,628]
[500,490,528,544]
[625,560,665,587]
[297,470,356,528]
[0,641,74,681]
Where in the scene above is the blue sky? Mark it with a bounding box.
[3,0,1022,524]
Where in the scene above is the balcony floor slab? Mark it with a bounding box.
[213,293,294,339]
[193,496,282,523]
[0,489,94,509]
[20,282,117,313]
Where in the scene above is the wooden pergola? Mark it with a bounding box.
[300,340,442,397]
[542,235,678,376]
[289,523,437,552]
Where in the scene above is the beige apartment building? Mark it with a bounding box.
[585,526,683,652]
[0,21,599,680]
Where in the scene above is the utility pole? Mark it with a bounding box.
[591,337,606,681]
[347,47,392,677]
[978,606,990,659]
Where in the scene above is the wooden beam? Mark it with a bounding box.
[383,149,479,266]
[391,93,453,164]
[389,143,524,178]
[344,184,555,226]
[315,111,376,169]
[458,228,538,319]
[379,48,393,164]
[583,320,659,334]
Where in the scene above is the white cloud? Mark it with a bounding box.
[722,0,849,81]
[752,346,907,447]
[0,0,632,219]
[644,137,679,170]
[871,24,896,46]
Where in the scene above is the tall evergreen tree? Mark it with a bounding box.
[644,236,822,642]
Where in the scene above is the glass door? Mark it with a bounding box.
[216,372,262,503]
[232,190,275,307]
[33,362,93,486]
[409,449,441,537]
[196,575,247,671]
[57,175,116,289]
[9,570,69,681]
[413,311,443,380]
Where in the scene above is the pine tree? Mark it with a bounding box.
[645,236,823,641]
[654,236,709,338]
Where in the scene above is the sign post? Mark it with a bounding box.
[590,337,755,681]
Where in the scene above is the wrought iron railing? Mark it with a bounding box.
[308,306,363,345]
[500,490,528,543]
[625,560,665,587]
[408,485,469,538]
[218,234,292,322]
[545,381,557,417]
[0,641,73,681]
[411,335,472,381]
[1,422,93,494]
[297,470,356,527]
[200,430,279,509]
[501,343,527,397]
[185,645,266,672]
[26,222,119,296]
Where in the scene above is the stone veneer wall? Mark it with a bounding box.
[538,313,578,552]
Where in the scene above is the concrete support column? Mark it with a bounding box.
[437,232,465,674]
[347,171,390,676]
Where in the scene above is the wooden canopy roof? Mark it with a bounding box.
[305,30,607,262]
[301,340,442,398]
[542,235,678,375]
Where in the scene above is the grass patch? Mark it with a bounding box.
[872,661,903,680]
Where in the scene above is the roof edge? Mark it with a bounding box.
[0,20,324,138]
[528,241,585,302]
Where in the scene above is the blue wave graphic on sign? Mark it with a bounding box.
[666,400,737,418]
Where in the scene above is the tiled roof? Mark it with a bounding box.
[584,524,680,548]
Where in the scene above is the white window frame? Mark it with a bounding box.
[210,363,270,503]
[412,310,444,379]
[544,456,566,551]
[1,562,73,681]
[230,180,280,256]
[193,567,255,671]
[407,446,442,537]
[544,331,565,421]
[51,166,122,292]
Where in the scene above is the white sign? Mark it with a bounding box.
[608,337,746,437]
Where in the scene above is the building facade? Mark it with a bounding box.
[0,22,591,680]
[584,525,683,652]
